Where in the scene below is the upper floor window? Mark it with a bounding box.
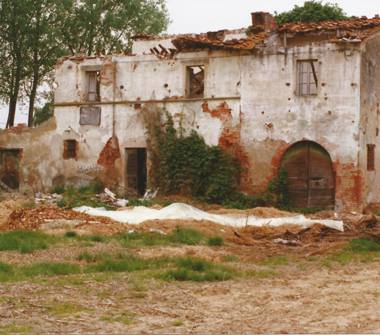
[297,60,318,96]
[187,65,204,98]
[87,71,100,102]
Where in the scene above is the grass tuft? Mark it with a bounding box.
[169,227,204,245]
[162,257,234,282]
[207,236,224,246]
[65,231,78,238]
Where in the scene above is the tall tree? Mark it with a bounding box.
[24,0,71,127]
[0,0,30,128]
[62,0,169,55]
[0,0,169,128]
[276,1,348,25]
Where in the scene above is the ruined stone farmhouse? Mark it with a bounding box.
[1,12,380,212]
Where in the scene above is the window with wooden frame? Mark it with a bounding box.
[187,65,205,98]
[367,144,375,171]
[86,71,100,102]
[297,60,318,96]
[63,140,78,160]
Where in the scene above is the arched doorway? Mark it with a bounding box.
[280,141,335,209]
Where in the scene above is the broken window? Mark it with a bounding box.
[297,60,318,96]
[63,140,78,160]
[367,144,375,171]
[87,71,100,102]
[187,65,204,98]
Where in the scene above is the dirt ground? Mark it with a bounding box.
[1,197,380,333]
[1,247,380,334]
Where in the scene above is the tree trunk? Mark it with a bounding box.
[28,80,38,127]
[6,93,17,128]
[6,58,22,128]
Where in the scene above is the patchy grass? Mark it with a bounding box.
[65,231,78,238]
[22,262,81,277]
[162,257,234,282]
[116,231,169,248]
[56,182,112,209]
[172,320,184,327]
[101,311,136,325]
[0,262,14,282]
[85,253,163,273]
[348,238,380,253]
[222,255,240,263]
[261,255,289,267]
[45,301,88,316]
[77,251,98,263]
[0,324,32,333]
[245,269,279,279]
[207,236,224,246]
[116,227,205,248]
[322,238,380,268]
[0,231,55,254]
[169,227,204,245]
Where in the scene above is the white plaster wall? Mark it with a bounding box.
[240,43,361,163]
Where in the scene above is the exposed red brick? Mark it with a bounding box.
[98,137,121,169]
[203,102,251,190]
[334,161,364,211]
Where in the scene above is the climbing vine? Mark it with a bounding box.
[142,106,241,204]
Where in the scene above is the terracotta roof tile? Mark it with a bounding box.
[279,17,380,35]
[172,32,267,51]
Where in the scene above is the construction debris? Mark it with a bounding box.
[35,193,63,205]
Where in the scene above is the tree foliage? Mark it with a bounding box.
[33,102,54,126]
[62,0,169,56]
[0,0,169,128]
[276,1,348,25]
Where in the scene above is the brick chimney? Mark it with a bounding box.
[250,12,277,33]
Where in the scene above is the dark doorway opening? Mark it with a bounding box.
[0,149,21,190]
[280,141,335,209]
[125,148,147,196]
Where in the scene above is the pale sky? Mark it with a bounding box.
[166,0,380,34]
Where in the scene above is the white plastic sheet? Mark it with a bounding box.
[74,203,344,231]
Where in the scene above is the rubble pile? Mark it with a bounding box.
[6,205,115,231]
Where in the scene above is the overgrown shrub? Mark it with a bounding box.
[142,108,240,204]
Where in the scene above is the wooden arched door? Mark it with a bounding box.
[280,141,335,209]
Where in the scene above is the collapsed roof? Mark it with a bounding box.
[163,14,380,54]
